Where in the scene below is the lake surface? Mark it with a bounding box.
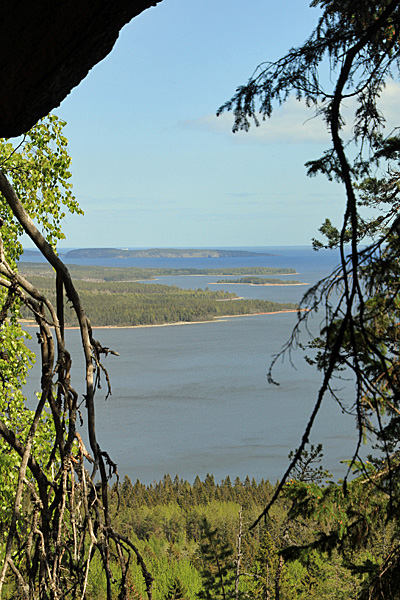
[23,246,361,485]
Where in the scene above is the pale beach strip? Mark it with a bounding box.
[20,309,301,331]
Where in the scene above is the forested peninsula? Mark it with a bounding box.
[19,263,298,327]
[215,276,306,285]
[65,247,275,259]
[20,262,296,282]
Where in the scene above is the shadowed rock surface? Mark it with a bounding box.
[0,0,162,137]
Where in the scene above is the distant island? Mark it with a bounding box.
[215,276,306,286]
[22,249,42,257]
[65,248,275,259]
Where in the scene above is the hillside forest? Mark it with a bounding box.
[12,449,383,600]
[19,264,299,327]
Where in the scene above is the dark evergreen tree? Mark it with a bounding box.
[197,518,236,600]
[253,531,280,600]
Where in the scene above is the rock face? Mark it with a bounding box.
[0,1,162,138]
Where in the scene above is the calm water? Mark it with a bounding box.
[23,246,360,485]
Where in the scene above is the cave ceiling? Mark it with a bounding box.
[0,1,162,138]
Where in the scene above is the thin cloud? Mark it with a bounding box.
[377,79,400,132]
[227,192,261,200]
[179,97,329,144]
[179,80,400,144]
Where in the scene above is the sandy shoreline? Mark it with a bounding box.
[209,281,308,286]
[167,272,300,277]
[20,309,300,331]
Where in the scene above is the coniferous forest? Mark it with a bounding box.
[19,268,298,327]
[71,455,387,600]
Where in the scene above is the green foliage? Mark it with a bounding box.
[288,444,331,484]
[102,473,375,600]
[312,218,351,250]
[0,323,32,538]
[0,114,82,262]
[253,530,280,600]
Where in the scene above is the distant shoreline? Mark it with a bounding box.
[209,281,307,287]
[64,248,276,260]
[167,272,300,277]
[20,309,300,331]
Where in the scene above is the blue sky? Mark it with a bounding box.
[23,0,378,248]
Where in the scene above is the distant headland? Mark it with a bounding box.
[65,248,275,259]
